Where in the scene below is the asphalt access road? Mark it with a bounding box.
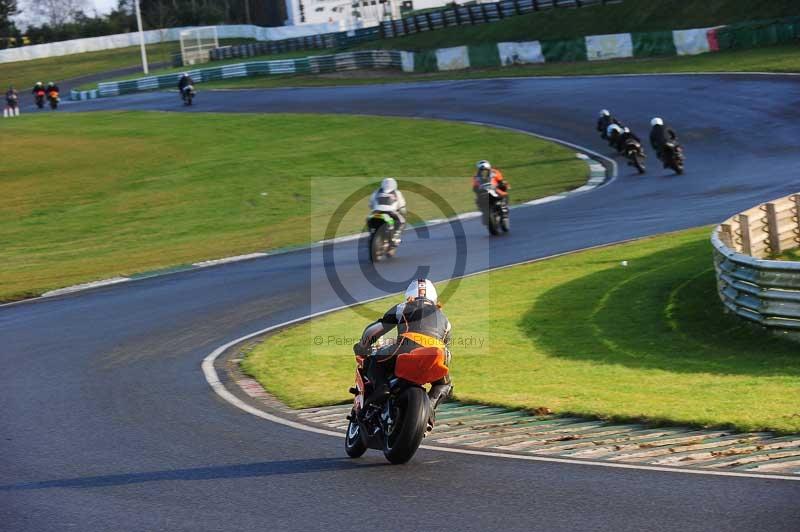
[2,74,799,531]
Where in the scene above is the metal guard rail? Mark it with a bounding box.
[712,193,800,339]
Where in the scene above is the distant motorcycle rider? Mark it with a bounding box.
[619,126,642,147]
[606,123,624,151]
[597,109,619,140]
[178,73,194,100]
[45,81,59,97]
[473,160,509,204]
[649,117,679,166]
[4,86,19,117]
[5,86,18,105]
[31,81,44,96]
[354,279,453,411]
[369,177,406,244]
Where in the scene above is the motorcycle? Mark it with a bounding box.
[34,89,46,109]
[623,138,646,174]
[365,210,400,263]
[48,91,59,110]
[661,142,685,175]
[345,342,450,464]
[182,85,195,106]
[476,182,509,236]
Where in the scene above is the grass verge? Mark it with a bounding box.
[243,226,800,434]
[776,248,800,261]
[197,43,800,91]
[0,111,585,302]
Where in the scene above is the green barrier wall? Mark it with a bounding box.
[632,31,677,57]
[716,17,800,50]
[541,38,588,63]
[468,43,502,68]
[414,50,438,72]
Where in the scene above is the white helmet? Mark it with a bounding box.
[600,109,610,117]
[651,117,664,127]
[607,124,622,135]
[476,160,492,172]
[381,177,397,193]
[405,279,438,304]
[181,72,188,77]
[623,127,630,133]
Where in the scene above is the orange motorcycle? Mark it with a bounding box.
[48,91,59,110]
[345,340,449,464]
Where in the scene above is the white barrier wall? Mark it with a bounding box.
[673,27,714,56]
[497,41,544,65]
[435,46,470,71]
[0,22,342,63]
[585,33,634,61]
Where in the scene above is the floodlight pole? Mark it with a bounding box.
[134,0,150,74]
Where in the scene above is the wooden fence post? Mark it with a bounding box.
[739,214,752,256]
[719,224,734,249]
[766,202,781,256]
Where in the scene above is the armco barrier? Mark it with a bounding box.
[211,0,621,61]
[712,193,800,340]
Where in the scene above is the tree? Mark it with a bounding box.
[0,0,20,49]
[29,0,88,27]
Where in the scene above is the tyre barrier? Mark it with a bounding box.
[209,0,619,61]
[713,193,800,341]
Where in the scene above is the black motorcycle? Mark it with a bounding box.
[623,138,647,174]
[661,142,685,175]
[365,211,400,263]
[182,85,195,106]
[346,344,448,464]
[477,182,509,236]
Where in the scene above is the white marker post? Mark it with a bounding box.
[134,0,149,74]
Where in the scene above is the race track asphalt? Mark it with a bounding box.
[2,74,799,531]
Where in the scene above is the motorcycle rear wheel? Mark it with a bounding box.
[383,387,429,464]
[345,417,367,458]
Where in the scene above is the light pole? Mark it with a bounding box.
[134,0,149,74]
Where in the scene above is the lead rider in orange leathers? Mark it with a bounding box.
[354,279,453,411]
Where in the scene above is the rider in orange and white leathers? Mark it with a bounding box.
[354,279,453,409]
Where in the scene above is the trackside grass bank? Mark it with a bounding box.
[243,227,800,434]
[0,112,584,302]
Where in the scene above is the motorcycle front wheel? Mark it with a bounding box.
[369,224,390,263]
[484,209,499,236]
[383,387,429,464]
[344,416,367,458]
